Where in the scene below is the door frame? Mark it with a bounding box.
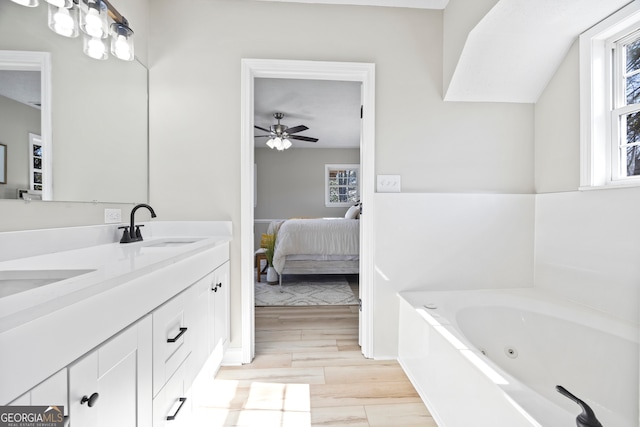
[240,59,376,362]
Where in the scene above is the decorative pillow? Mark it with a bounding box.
[345,205,360,219]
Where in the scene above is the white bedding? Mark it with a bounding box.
[272,218,359,273]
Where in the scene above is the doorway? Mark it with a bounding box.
[240,59,375,363]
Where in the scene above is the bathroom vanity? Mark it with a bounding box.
[0,221,232,426]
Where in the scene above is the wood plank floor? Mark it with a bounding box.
[189,305,437,426]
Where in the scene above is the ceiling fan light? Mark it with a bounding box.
[266,138,275,149]
[282,139,292,150]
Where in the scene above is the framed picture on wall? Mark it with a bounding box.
[28,133,43,195]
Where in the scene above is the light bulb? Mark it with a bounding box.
[85,9,104,37]
[112,35,132,60]
[84,36,107,60]
[49,5,78,38]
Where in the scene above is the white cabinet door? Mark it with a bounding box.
[68,315,152,427]
[184,273,211,386]
[214,261,230,351]
[208,261,230,354]
[9,368,68,423]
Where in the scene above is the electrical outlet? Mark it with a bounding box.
[104,208,122,224]
[377,175,401,193]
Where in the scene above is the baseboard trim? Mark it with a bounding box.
[222,347,244,366]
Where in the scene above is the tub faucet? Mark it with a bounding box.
[556,385,603,427]
[120,203,157,243]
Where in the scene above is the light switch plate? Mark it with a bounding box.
[104,208,122,224]
[377,175,401,193]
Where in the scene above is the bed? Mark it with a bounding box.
[268,217,360,288]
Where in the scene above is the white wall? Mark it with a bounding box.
[535,189,640,325]
[149,0,535,353]
[254,147,359,219]
[534,34,640,325]
[374,193,535,357]
[534,40,580,193]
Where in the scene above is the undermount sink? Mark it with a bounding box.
[0,269,96,298]
[143,238,204,248]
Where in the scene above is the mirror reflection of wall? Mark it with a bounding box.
[0,71,41,199]
[0,1,148,203]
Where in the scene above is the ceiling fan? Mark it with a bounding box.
[254,112,319,150]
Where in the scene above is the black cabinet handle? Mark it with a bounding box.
[212,282,222,292]
[167,327,187,343]
[166,397,187,421]
[80,392,99,407]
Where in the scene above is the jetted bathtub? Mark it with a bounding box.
[397,289,638,427]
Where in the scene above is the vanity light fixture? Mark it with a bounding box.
[10,0,135,61]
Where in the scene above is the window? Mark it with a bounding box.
[325,164,359,207]
[612,31,640,179]
[581,2,640,188]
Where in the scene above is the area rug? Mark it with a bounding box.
[255,274,358,306]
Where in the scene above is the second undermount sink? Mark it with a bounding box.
[143,238,204,248]
[0,269,96,298]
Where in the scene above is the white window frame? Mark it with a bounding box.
[325,164,359,207]
[580,2,640,189]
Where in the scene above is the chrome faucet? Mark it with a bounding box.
[119,203,157,243]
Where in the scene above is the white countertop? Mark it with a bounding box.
[0,221,232,333]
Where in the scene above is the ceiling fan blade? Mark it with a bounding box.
[254,135,271,138]
[290,135,318,142]
[254,125,271,133]
[285,125,309,134]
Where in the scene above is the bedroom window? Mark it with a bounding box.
[580,3,640,188]
[325,164,359,207]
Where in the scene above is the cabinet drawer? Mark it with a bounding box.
[153,291,190,397]
[152,358,191,427]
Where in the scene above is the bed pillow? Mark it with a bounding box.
[345,205,360,219]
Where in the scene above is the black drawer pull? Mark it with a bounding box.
[80,392,99,407]
[166,397,187,421]
[167,327,187,343]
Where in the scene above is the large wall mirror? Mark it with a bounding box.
[0,1,148,203]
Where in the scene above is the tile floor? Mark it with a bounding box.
[188,305,438,426]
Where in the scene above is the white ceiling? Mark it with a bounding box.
[0,70,41,109]
[445,0,633,103]
[254,78,362,149]
[255,0,449,9]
